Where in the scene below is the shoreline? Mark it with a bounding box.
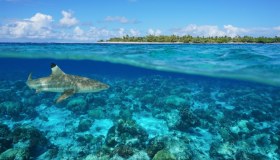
[96,41,280,45]
[1,42,280,44]
[96,42,184,44]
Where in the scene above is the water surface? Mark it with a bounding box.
[0,43,279,86]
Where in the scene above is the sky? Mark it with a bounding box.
[0,0,280,42]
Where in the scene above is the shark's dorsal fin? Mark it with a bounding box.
[51,63,65,76]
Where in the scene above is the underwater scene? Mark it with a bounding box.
[0,43,280,160]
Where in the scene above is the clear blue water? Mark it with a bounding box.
[0,43,280,86]
[0,43,279,159]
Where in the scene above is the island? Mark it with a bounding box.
[99,35,280,43]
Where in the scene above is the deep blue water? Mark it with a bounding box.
[0,43,279,159]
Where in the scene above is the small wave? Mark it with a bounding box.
[0,43,280,86]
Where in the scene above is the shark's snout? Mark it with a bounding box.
[97,83,109,91]
[103,84,110,90]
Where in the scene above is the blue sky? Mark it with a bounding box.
[0,0,280,42]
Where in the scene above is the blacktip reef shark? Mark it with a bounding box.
[26,63,109,103]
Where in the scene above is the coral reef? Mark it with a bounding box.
[146,137,165,158]
[77,118,93,132]
[0,73,279,159]
[113,145,134,158]
[105,119,148,150]
[0,123,12,154]
[0,123,56,159]
[152,149,176,160]
[0,148,29,160]
[165,95,187,108]
[175,107,201,131]
[12,126,55,158]
[88,107,106,119]
[0,101,23,120]
[66,97,87,114]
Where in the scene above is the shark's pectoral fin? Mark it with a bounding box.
[56,89,75,103]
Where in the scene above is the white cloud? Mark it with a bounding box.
[72,26,85,40]
[55,26,109,42]
[1,11,280,42]
[148,29,161,36]
[0,13,53,39]
[71,28,140,41]
[87,27,111,40]
[224,25,248,37]
[129,29,140,36]
[0,14,140,42]
[273,26,280,31]
[274,26,280,36]
[29,13,53,29]
[117,28,125,37]
[59,10,78,27]
[172,24,251,37]
[173,24,224,37]
[73,26,84,36]
[104,16,138,24]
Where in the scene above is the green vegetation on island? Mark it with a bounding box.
[101,35,280,43]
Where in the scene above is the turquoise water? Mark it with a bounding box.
[0,43,279,159]
[1,43,280,86]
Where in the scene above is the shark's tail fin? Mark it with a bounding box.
[27,73,32,82]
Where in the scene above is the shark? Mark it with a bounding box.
[26,63,109,103]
